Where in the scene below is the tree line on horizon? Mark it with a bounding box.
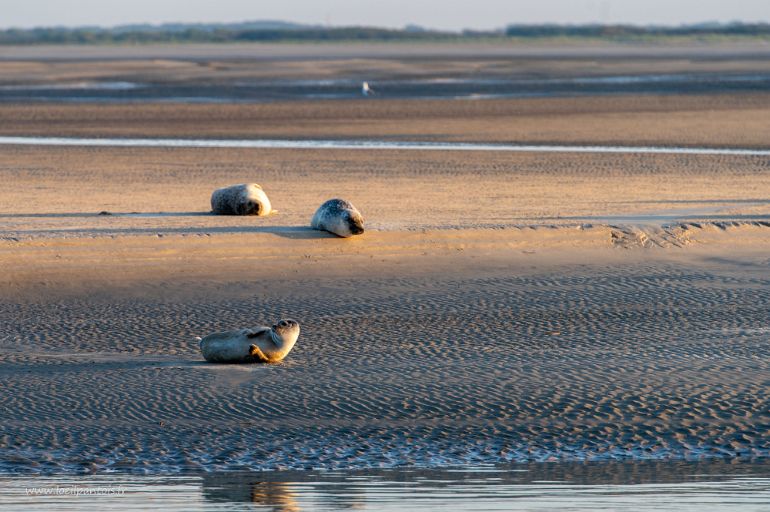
[0,21,768,45]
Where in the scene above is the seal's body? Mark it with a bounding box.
[199,319,300,364]
[311,199,364,238]
[211,183,272,216]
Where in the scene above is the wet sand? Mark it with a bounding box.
[1,45,770,472]
[1,94,769,148]
[3,41,770,80]
[2,41,770,106]
[2,227,770,472]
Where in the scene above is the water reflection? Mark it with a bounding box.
[203,480,302,511]
[199,460,770,510]
[2,460,770,511]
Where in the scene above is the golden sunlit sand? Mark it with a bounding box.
[0,46,769,471]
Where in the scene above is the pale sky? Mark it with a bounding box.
[1,0,768,31]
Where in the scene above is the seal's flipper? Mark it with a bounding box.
[245,327,270,338]
[249,344,270,363]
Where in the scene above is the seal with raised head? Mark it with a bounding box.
[211,183,272,216]
[199,319,300,364]
[311,198,364,238]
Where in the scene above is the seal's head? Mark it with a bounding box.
[238,184,271,216]
[345,209,365,236]
[312,198,365,237]
[238,199,262,216]
[271,319,300,345]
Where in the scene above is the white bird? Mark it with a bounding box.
[361,81,374,97]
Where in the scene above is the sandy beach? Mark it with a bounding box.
[0,44,769,473]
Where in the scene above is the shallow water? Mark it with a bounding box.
[2,461,770,511]
[0,81,141,91]
[0,136,768,156]
[1,72,769,102]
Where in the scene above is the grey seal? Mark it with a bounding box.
[199,319,300,364]
[311,198,364,237]
[211,183,272,216]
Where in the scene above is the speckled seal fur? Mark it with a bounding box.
[199,319,300,364]
[211,183,272,216]
[311,199,365,238]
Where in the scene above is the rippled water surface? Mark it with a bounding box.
[2,461,770,511]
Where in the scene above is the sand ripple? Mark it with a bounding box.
[1,263,769,473]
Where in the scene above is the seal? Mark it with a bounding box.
[199,319,300,364]
[311,198,365,237]
[211,183,272,216]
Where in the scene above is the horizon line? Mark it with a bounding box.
[2,19,769,33]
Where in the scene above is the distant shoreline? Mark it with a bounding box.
[1,21,769,46]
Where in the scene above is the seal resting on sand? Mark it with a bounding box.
[311,198,364,237]
[199,319,300,363]
[211,183,272,216]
